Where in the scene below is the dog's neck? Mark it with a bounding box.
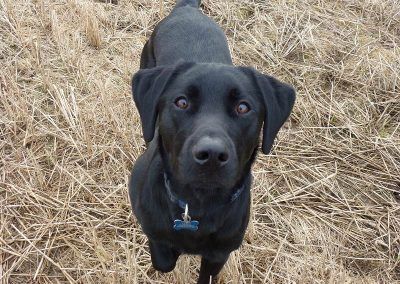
[163,170,249,213]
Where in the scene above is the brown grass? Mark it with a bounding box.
[1,0,399,283]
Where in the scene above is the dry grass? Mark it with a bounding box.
[1,0,399,283]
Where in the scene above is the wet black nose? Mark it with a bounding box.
[192,137,229,166]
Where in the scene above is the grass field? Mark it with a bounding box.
[1,0,399,283]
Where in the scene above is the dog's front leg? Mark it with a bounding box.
[197,254,229,284]
[149,240,180,273]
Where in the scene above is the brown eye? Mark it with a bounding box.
[175,97,188,109]
[236,102,250,114]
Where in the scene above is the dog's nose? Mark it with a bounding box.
[192,137,229,166]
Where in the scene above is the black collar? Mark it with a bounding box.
[163,173,245,210]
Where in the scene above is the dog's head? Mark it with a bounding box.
[132,62,295,190]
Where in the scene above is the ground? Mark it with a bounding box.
[1,0,399,283]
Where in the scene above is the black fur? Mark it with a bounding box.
[130,1,296,283]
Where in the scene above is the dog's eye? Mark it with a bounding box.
[236,102,250,114]
[175,97,189,109]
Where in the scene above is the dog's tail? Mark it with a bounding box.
[175,0,201,8]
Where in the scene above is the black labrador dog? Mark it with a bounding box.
[129,0,295,283]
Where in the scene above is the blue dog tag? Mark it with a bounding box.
[173,220,199,231]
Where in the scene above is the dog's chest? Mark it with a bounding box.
[145,205,247,252]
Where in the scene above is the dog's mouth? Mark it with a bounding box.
[175,161,239,189]
[159,129,241,193]
[166,173,240,206]
[185,175,231,189]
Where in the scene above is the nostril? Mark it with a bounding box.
[193,137,230,165]
[218,152,229,163]
[195,151,209,161]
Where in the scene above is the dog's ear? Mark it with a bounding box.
[132,62,194,143]
[240,67,296,154]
